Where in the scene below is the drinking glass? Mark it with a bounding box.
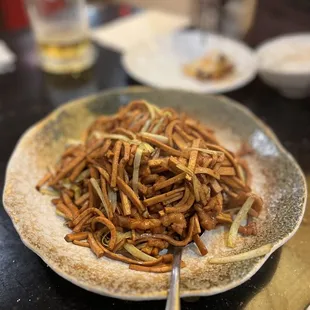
[192,0,257,39]
[25,0,96,74]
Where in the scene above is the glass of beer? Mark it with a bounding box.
[25,0,96,75]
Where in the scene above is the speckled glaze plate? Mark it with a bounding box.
[3,87,307,300]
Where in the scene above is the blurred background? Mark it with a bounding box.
[0,1,310,310]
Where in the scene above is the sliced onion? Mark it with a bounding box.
[116,231,132,243]
[131,140,143,145]
[90,178,111,218]
[132,144,144,194]
[71,184,81,201]
[141,132,169,144]
[151,111,171,133]
[136,243,148,250]
[61,180,81,200]
[102,231,111,247]
[161,111,172,116]
[55,209,66,218]
[208,244,273,264]
[39,188,59,196]
[107,184,117,212]
[123,243,157,261]
[227,196,255,248]
[142,142,155,153]
[61,178,71,189]
[66,139,83,146]
[143,101,156,119]
[142,100,161,119]
[140,119,151,133]
[151,117,165,134]
[93,132,131,142]
[76,169,90,183]
[135,100,158,119]
[92,132,143,146]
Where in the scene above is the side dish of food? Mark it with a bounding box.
[183,51,234,82]
[36,100,271,273]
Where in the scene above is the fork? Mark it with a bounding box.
[165,247,182,310]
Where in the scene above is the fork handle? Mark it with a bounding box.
[165,247,182,310]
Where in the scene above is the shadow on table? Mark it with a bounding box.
[44,248,281,310]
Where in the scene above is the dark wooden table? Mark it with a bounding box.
[1,1,310,309]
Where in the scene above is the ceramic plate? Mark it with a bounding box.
[122,30,257,93]
[3,87,306,300]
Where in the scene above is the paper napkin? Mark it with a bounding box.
[91,10,189,53]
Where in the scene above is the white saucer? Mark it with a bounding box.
[122,30,257,93]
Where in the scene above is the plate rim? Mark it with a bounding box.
[121,30,258,93]
[3,86,307,300]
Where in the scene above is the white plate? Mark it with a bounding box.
[122,30,257,93]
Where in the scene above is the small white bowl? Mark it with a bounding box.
[256,33,310,99]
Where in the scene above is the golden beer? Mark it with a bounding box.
[25,0,94,75]
[37,32,95,75]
